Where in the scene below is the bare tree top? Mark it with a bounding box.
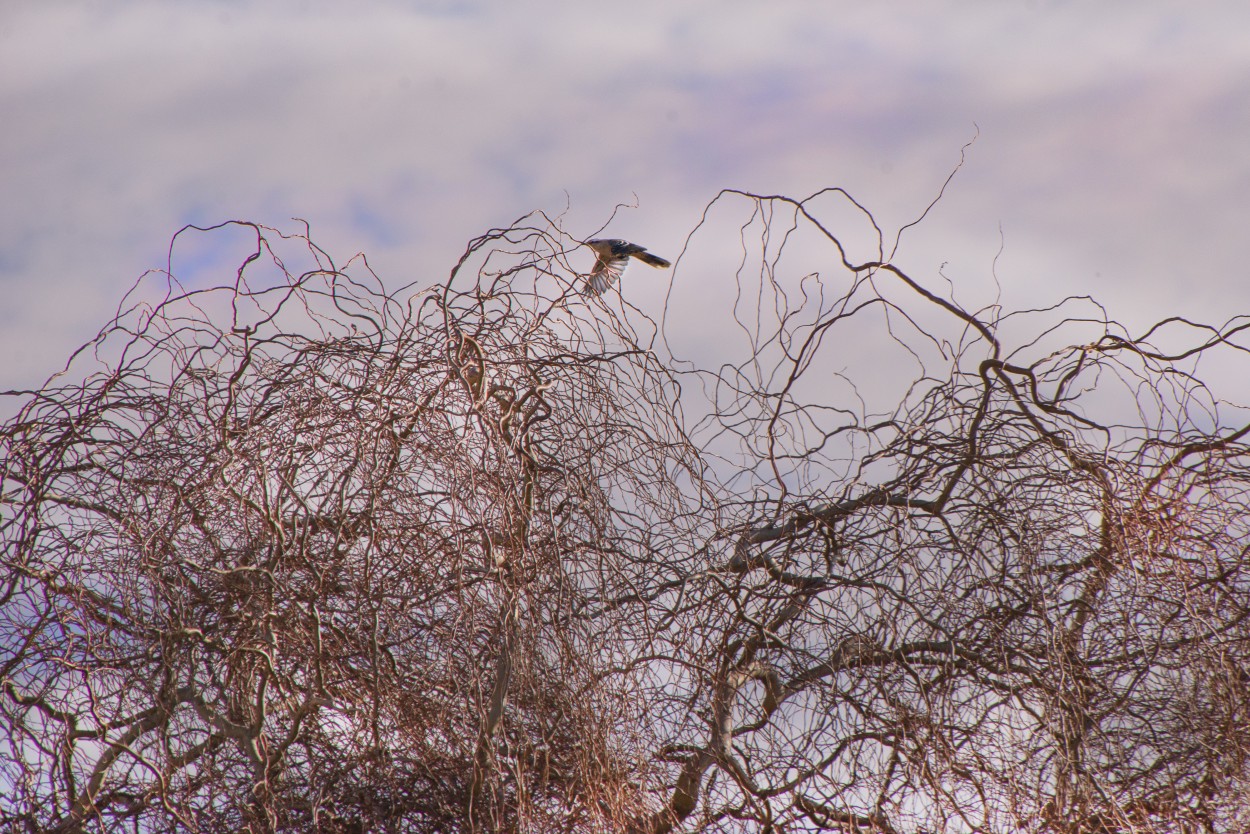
[4,189,1250,833]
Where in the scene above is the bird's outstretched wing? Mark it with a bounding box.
[584,251,633,295]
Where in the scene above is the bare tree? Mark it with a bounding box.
[4,186,1250,833]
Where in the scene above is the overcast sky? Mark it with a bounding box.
[4,1,1250,394]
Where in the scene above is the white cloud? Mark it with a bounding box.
[3,0,1250,396]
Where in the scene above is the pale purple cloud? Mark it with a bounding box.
[3,0,1249,398]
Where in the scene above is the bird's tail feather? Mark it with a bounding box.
[636,252,671,269]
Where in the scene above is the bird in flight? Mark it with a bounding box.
[582,239,671,295]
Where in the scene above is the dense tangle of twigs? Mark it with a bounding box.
[4,190,1250,833]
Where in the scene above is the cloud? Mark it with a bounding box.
[3,1,1250,396]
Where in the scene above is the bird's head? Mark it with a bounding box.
[584,239,625,257]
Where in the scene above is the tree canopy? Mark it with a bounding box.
[4,188,1250,833]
